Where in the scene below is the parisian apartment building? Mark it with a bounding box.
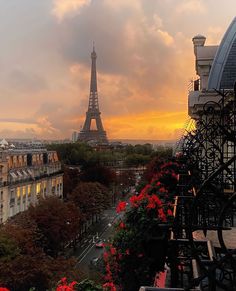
[0,139,63,223]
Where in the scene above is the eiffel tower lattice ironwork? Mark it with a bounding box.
[79,46,108,143]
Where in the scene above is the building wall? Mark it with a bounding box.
[0,149,63,223]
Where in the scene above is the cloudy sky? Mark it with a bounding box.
[0,0,235,140]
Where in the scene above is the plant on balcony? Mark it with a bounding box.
[102,160,178,291]
[56,277,77,291]
[55,278,102,291]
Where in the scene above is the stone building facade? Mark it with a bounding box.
[0,146,63,223]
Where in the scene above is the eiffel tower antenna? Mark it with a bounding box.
[78,46,108,144]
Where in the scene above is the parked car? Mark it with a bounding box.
[90,257,99,266]
[95,240,105,248]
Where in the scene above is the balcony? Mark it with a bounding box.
[188,91,221,118]
[9,198,15,206]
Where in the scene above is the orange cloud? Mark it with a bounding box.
[103,111,188,140]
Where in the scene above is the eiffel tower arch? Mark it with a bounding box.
[79,46,108,144]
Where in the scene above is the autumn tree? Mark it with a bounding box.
[0,219,78,291]
[63,166,80,198]
[28,196,81,257]
[70,182,111,221]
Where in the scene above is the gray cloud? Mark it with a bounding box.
[7,70,49,93]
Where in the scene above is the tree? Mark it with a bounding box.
[125,153,150,167]
[0,223,49,290]
[28,197,81,257]
[46,143,92,165]
[134,143,153,155]
[0,221,78,291]
[63,166,80,198]
[80,165,116,187]
[70,182,111,221]
[151,146,173,159]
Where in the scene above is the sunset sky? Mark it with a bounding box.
[0,0,235,140]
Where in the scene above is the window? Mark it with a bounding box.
[28,185,31,196]
[44,181,47,194]
[22,186,26,202]
[36,183,41,195]
[9,189,15,206]
[17,187,21,199]
[10,190,14,199]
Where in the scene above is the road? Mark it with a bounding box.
[74,207,121,273]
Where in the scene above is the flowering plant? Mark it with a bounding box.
[103,160,179,291]
[56,277,77,291]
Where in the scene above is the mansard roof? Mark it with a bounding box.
[208,17,236,90]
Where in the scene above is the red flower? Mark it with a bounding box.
[151,194,162,206]
[103,282,117,291]
[140,184,151,196]
[104,274,113,281]
[146,199,156,210]
[69,282,77,289]
[167,209,173,216]
[129,195,139,207]
[110,247,117,256]
[0,288,10,291]
[103,252,109,262]
[119,221,126,229]
[158,208,167,222]
[159,187,167,193]
[116,201,126,213]
[60,278,67,285]
[56,277,78,291]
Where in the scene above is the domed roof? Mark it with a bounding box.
[208,17,236,90]
[0,139,8,146]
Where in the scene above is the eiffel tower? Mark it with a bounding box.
[79,46,108,143]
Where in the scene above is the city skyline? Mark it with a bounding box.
[0,0,236,140]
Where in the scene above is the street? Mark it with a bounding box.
[73,206,121,273]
